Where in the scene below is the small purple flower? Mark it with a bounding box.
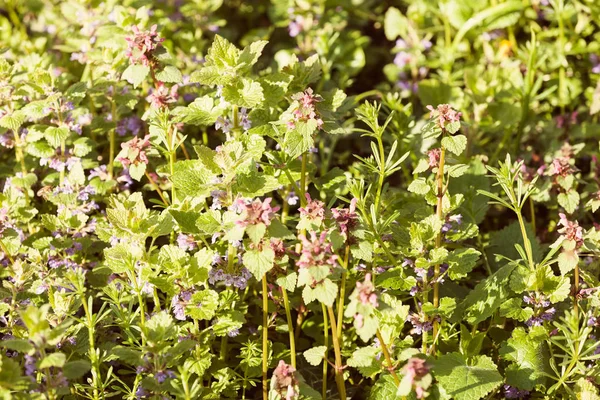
[286,191,299,206]
[504,384,529,399]
[228,328,240,337]
[177,233,197,252]
[155,370,175,383]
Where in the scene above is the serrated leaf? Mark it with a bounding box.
[434,353,502,400]
[222,78,264,108]
[39,352,66,369]
[442,134,467,156]
[500,327,549,390]
[348,346,379,368]
[408,177,431,195]
[303,346,327,366]
[243,247,274,280]
[122,64,149,88]
[557,190,580,214]
[155,65,182,83]
[187,289,219,320]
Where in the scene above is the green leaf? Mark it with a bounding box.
[500,327,549,390]
[368,374,402,400]
[302,278,338,307]
[276,272,297,292]
[205,34,240,69]
[284,119,318,159]
[238,40,268,71]
[0,111,25,131]
[128,162,146,182]
[122,64,150,88]
[1,339,34,353]
[303,346,327,366]
[408,177,431,195]
[499,298,533,322]
[187,289,219,320]
[45,126,70,148]
[447,248,481,280]
[457,263,516,325]
[73,137,94,157]
[243,247,274,280]
[557,190,580,214]
[63,360,91,379]
[222,78,264,108]
[434,353,502,400]
[155,65,182,83]
[39,352,66,369]
[175,95,222,126]
[347,346,379,368]
[442,134,467,156]
[384,7,405,41]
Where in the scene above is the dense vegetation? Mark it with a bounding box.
[0,0,599,399]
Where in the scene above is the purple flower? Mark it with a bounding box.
[177,233,197,252]
[155,370,175,383]
[504,384,529,399]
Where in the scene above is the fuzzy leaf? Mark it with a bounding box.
[442,134,467,156]
[434,353,502,400]
[122,64,149,88]
[303,346,327,366]
[243,247,275,280]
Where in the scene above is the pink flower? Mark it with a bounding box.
[427,148,441,168]
[356,273,378,308]
[237,198,280,227]
[401,357,430,399]
[272,360,299,400]
[116,135,151,167]
[290,88,323,129]
[426,104,461,131]
[557,213,583,248]
[550,157,572,177]
[298,193,325,221]
[331,198,359,240]
[296,231,338,270]
[125,25,164,66]
[147,82,179,108]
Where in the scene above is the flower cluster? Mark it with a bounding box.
[296,231,338,270]
[288,88,323,129]
[271,360,299,400]
[426,104,462,131]
[147,82,179,108]
[557,213,583,248]
[523,292,556,327]
[116,135,151,168]
[236,198,280,227]
[400,357,431,399]
[125,25,164,66]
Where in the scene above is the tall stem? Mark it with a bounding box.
[81,296,102,400]
[300,153,308,203]
[280,188,296,368]
[432,146,447,354]
[516,210,535,271]
[327,306,346,400]
[375,330,400,385]
[322,303,329,400]
[262,276,269,400]
[336,245,350,340]
[144,171,169,206]
[574,264,579,315]
[374,137,386,213]
[168,126,177,204]
[108,100,117,179]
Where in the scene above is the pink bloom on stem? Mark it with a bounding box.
[427,148,441,168]
[125,24,164,66]
[296,231,338,270]
[290,88,324,129]
[426,104,461,131]
[272,360,299,400]
[116,135,151,167]
[558,213,583,248]
[356,273,378,307]
[147,82,179,108]
[298,193,325,221]
[331,198,359,239]
[237,198,280,227]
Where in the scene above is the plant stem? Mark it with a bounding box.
[374,136,386,213]
[81,296,102,400]
[137,292,146,347]
[327,306,346,400]
[280,188,297,368]
[144,171,169,206]
[262,276,269,400]
[516,210,535,271]
[375,330,400,385]
[168,126,177,204]
[300,152,308,203]
[108,100,117,179]
[322,303,329,400]
[574,264,579,315]
[432,146,447,354]
[336,245,350,340]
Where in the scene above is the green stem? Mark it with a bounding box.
[81,296,102,400]
[327,306,346,400]
[322,303,329,400]
[262,276,269,400]
[300,152,308,203]
[336,245,350,341]
[375,330,400,385]
[168,126,177,204]
[516,210,535,271]
[137,291,147,347]
[432,146,447,354]
[374,137,386,213]
[280,188,297,369]
[108,100,116,179]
